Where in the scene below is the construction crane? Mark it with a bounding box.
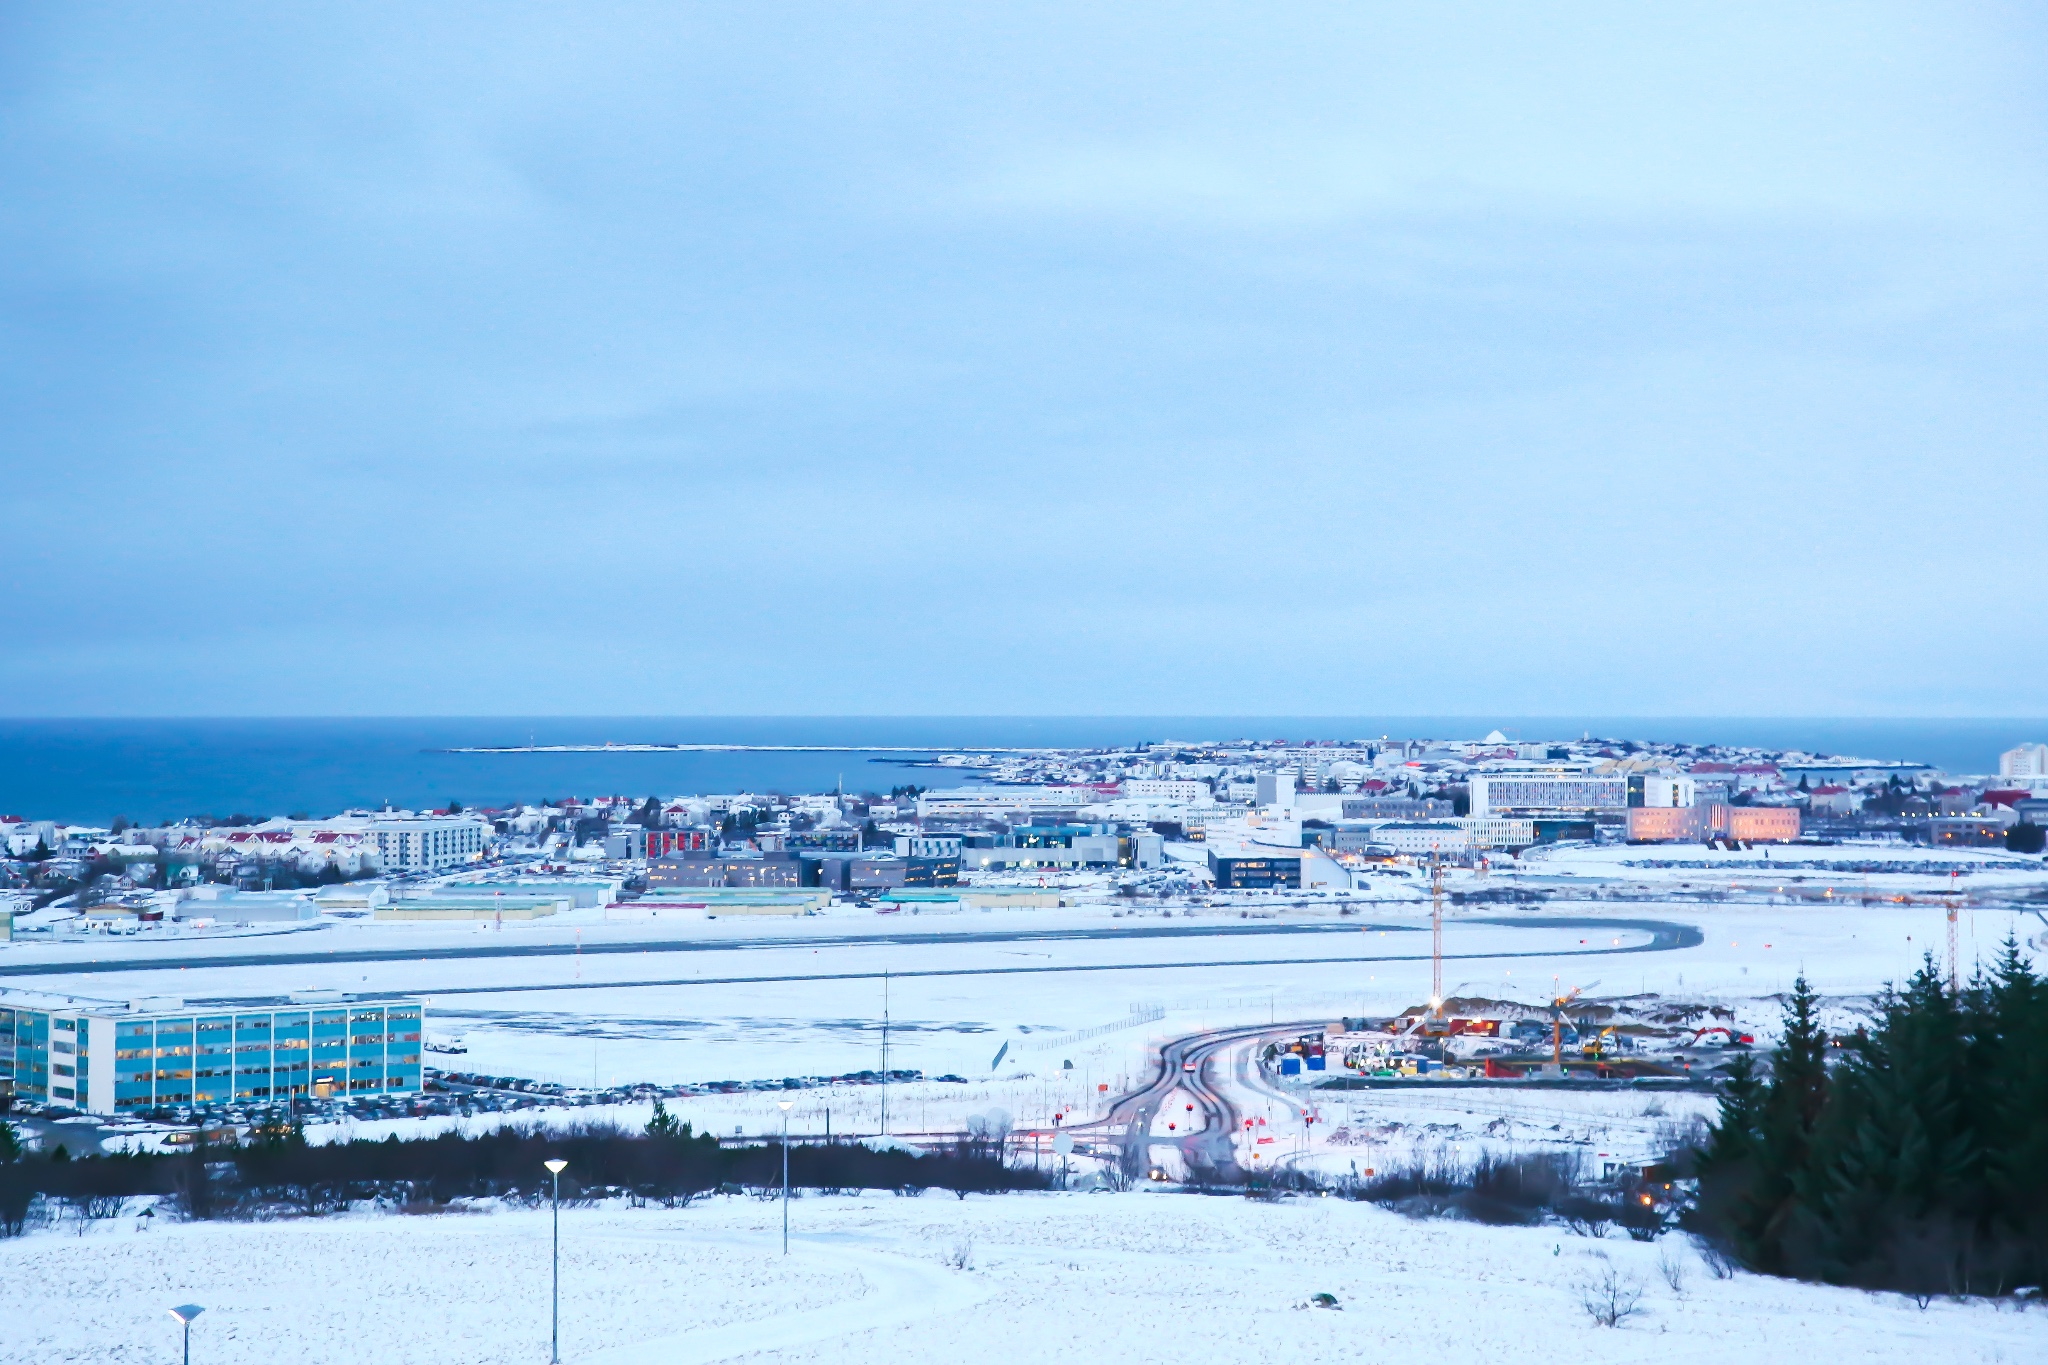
[1550,982,1587,1068]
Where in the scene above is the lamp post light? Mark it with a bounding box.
[777,1100,794,1254]
[543,1158,567,1364]
[167,1304,204,1365]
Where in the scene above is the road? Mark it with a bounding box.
[1058,1020,1324,1185]
[0,914,1702,985]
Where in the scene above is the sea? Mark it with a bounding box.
[0,717,2040,825]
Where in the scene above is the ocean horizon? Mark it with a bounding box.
[1,716,2041,825]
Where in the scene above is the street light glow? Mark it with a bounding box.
[544,1158,567,1175]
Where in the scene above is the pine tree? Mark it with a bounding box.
[1698,1049,1775,1264]
[1975,937,2047,1277]
[646,1100,681,1139]
[1803,959,1978,1287]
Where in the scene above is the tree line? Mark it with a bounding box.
[0,1105,1042,1234]
[1694,945,2048,1297]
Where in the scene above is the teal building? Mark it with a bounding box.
[1,992,424,1115]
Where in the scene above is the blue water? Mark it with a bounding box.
[0,717,2039,825]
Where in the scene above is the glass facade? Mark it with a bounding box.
[2,998,425,1114]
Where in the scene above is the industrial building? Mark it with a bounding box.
[1,991,425,1115]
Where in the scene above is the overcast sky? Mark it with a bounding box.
[3,4,2043,717]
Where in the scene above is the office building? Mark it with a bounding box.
[1469,776,1627,818]
[1255,772,1297,810]
[903,855,961,887]
[1,991,424,1114]
[1208,849,1303,889]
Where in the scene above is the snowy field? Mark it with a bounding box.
[11,897,2034,1089]
[4,1190,2040,1365]
[9,888,2042,1156]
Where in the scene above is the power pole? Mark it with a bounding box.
[1429,851,1444,1015]
[880,970,890,1136]
[1946,870,1962,994]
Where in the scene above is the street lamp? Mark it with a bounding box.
[543,1158,567,1364]
[777,1100,794,1254]
[167,1304,204,1365]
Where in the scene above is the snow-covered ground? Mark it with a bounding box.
[10,882,2042,1156]
[4,1190,2039,1365]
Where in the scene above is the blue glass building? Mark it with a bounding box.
[1,992,424,1114]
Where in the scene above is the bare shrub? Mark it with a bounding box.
[1658,1244,1689,1297]
[941,1236,973,1270]
[1578,1255,1646,1328]
[1697,1240,1738,1280]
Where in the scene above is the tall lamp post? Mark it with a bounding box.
[544,1158,567,1363]
[167,1304,204,1365]
[777,1100,794,1254]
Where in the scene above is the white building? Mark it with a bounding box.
[915,787,1102,820]
[2000,744,2048,779]
[1367,821,1471,856]
[1638,776,1696,808]
[365,816,488,872]
[1461,817,1537,850]
[1469,775,1627,818]
[1255,772,1296,810]
[1121,779,1211,801]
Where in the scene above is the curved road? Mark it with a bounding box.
[1059,1020,1325,1185]
[0,915,1702,989]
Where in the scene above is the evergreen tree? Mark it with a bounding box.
[1799,960,1980,1288]
[646,1100,683,1140]
[1975,938,2048,1271]
[1698,979,1830,1272]
[0,1122,20,1163]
